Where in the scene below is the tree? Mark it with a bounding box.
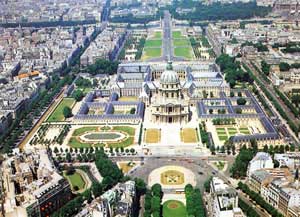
[66,166,75,175]
[72,89,84,101]
[274,159,280,168]
[91,182,103,198]
[261,60,270,76]
[250,138,258,153]
[235,108,242,114]
[134,178,147,196]
[230,146,255,178]
[263,144,268,152]
[66,152,72,162]
[130,148,135,154]
[151,184,162,198]
[204,176,212,192]
[93,78,98,87]
[54,147,59,154]
[220,146,225,153]
[285,144,290,152]
[291,94,300,107]
[130,107,136,114]
[279,62,290,72]
[290,144,296,152]
[63,106,73,118]
[82,189,93,203]
[237,98,247,105]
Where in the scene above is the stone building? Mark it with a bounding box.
[150,62,190,124]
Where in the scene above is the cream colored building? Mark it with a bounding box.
[150,62,190,124]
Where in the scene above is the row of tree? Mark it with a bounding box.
[144,184,162,217]
[0,24,103,153]
[238,198,260,217]
[185,184,206,217]
[0,74,74,153]
[212,118,236,125]
[274,86,299,116]
[238,182,284,217]
[243,63,299,134]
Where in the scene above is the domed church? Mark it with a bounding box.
[150,62,190,124]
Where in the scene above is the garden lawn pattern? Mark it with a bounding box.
[180,128,198,143]
[161,170,184,185]
[64,171,86,191]
[216,126,251,141]
[173,30,194,60]
[69,126,135,148]
[141,31,162,60]
[145,39,162,47]
[174,47,193,60]
[47,98,75,122]
[163,200,187,217]
[144,129,161,143]
[142,48,162,60]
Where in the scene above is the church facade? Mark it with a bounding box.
[150,62,190,124]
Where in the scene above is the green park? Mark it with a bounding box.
[47,98,75,122]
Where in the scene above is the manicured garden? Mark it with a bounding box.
[145,39,162,47]
[142,47,162,60]
[163,200,187,217]
[172,31,185,39]
[152,31,162,39]
[64,170,86,191]
[216,125,251,141]
[47,98,75,122]
[180,128,198,143]
[144,128,161,143]
[161,170,184,185]
[69,125,136,148]
[173,39,190,47]
[174,47,193,59]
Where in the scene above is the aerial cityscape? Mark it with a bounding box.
[1,0,300,217]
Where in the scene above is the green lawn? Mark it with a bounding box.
[174,47,192,59]
[153,31,162,39]
[142,48,161,60]
[69,126,135,148]
[113,126,135,136]
[218,135,228,141]
[73,127,98,136]
[172,31,185,39]
[64,171,86,191]
[47,98,75,122]
[173,39,190,47]
[163,200,187,217]
[239,127,250,134]
[145,39,162,47]
[69,137,105,148]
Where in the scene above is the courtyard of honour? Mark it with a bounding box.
[18,11,284,217]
